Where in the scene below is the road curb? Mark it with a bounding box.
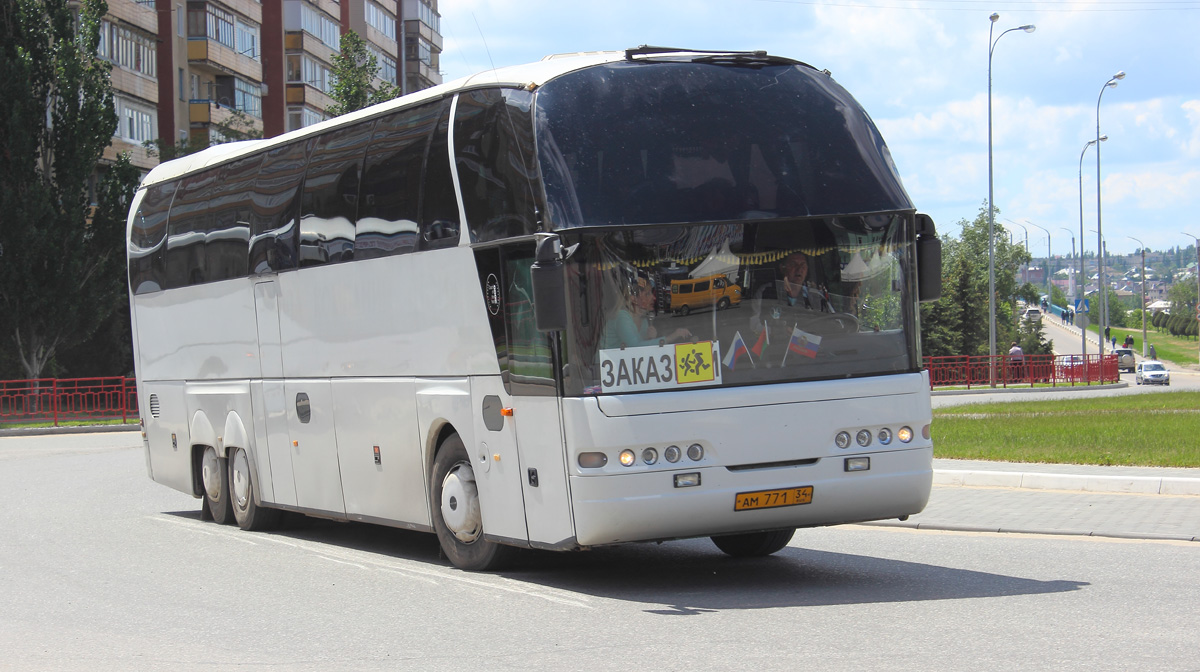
[864,520,1199,542]
[934,469,1200,496]
[932,382,1127,396]
[0,425,138,438]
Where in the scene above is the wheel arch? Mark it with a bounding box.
[188,410,218,497]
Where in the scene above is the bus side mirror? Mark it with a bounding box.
[531,233,568,332]
[916,214,942,303]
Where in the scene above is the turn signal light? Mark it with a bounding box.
[578,452,607,469]
[898,426,914,443]
[619,449,636,467]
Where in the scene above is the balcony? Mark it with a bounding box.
[285,83,334,114]
[188,38,263,81]
[404,18,442,51]
[188,99,263,136]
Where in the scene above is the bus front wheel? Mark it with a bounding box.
[430,434,513,571]
[228,446,281,531]
[200,445,233,525]
[711,529,795,557]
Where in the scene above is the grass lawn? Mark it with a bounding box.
[1085,322,1197,366]
[933,391,1200,467]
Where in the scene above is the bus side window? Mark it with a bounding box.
[207,154,260,283]
[250,140,309,274]
[129,181,176,294]
[453,88,541,244]
[420,98,460,250]
[298,122,375,267]
[165,169,218,289]
[358,100,441,259]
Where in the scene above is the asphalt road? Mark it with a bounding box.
[3,432,1198,671]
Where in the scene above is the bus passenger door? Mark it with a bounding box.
[253,280,295,507]
[286,381,345,515]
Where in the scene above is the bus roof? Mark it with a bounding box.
[140,50,631,188]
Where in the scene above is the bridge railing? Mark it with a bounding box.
[926,353,1118,389]
[0,378,137,427]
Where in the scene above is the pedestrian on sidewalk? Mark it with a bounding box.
[1150,344,1157,359]
[1009,341,1025,382]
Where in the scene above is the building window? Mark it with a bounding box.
[301,56,332,93]
[286,106,325,132]
[110,24,157,77]
[190,73,200,100]
[178,67,185,100]
[417,0,439,33]
[300,3,339,51]
[206,3,234,48]
[177,4,184,36]
[235,18,259,59]
[367,43,396,84]
[116,97,156,143]
[97,20,109,59]
[235,78,262,118]
[407,36,432,66]
[365,1,395,41]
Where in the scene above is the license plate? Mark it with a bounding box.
[734,486,813,511]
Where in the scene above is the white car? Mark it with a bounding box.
[1135,361,1170,386]
[1022,308,1042,323]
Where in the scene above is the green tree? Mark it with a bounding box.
[144,107,262,161]
[920,203,1029,357]
[0,0,137,378]
[327,31,399,117]
[1050,283,1068,310]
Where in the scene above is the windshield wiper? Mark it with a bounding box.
[624,45,807,69]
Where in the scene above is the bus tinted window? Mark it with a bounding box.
[420,99,460,250]
[165,170,218,288]
[358,101,442,259]
[299,123,374,266]
[129,181,176,294]
[535,61,911,228]
[454,89,542,243]
[250,139,309,274]
[207,155,260,282]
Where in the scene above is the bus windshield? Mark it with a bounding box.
[559,216,920,396]
[535,59,912,228]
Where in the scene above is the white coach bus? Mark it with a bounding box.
[128,47,942,570]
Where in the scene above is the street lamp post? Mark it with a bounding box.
[1092,229,1110,343]
[1007,219,1030,285]
[1127,235,1148,358]
[987,14,1036,381]
[1028,221,1051,294]
[1060,226,1076,311]
[1096,70,1125,358]
[1078,136,1105,358]
[1183,232,1200,366]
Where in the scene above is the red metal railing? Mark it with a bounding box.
[0,378,138,427]
[925,353,1119,389]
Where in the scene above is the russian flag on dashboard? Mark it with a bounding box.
[722,331,753,370]
[787,326,821,359]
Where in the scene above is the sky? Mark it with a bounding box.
[434,0,1200,258]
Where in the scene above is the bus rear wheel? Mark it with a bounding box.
[228,446,281,531]
[200,445,233,525]
[430,434,513,571]
[711,529,795,557]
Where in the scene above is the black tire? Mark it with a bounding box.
[430,434,514,571]
[678,304,690,317]
[717,297,731,310]
[228,446,281,531]
[200,445,233,525]
[711,528,795,557]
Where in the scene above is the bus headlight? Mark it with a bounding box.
[619,449,636,467]
[835,431,851,449]
[856,430,872,447]
[664,445,681,463]
[878,428,892,445]
[687,443,704,461]
[642,448,658,465]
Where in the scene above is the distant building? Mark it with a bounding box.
[95,0,444,177]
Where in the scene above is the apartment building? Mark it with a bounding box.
[101,0,442,173]
[97,0,161,172]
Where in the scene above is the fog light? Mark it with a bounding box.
[642,447,658,465]
[898,426,913,443]
[664,445,681,463]
[845,457,870,472]
[578,452,608,468]
[835,431,851,449]
[878,428,892,445]
[856,429,872,447]
[687,443,704,461]
[619,449,636,467]
[674,472,701,488]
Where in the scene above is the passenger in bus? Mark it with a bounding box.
[750,251,812,322]
[601,276,692,349]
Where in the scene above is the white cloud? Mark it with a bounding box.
[1184,100,1200,158]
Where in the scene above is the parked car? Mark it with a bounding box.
[669,274,742,315]
[1135,360,1170,386]
[1113,347,1135,373]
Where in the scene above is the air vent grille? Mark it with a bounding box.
[148,394,161,418]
